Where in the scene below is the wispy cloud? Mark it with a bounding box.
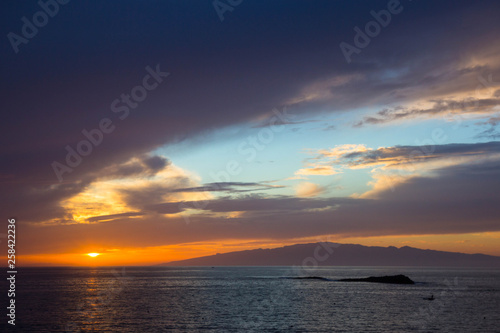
[295,166,339,176]
[169,182,284,193]
[294,182,326,197]
[355,95,500,127]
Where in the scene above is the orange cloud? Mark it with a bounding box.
[53,157,210,225]
[294,182,325,197]
[300,142,500,198]
[295,165,339,176]
[317,144,372,160]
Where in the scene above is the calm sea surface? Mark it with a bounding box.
[3,266,500,332]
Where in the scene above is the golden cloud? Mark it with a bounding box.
[294,182,325,197]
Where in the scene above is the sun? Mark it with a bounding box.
[87,253,100,257]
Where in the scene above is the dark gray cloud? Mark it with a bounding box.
[475,116,500,139]
[94,155,171,180]
[143,155,170,172]
[118,177,193,210]
[148,195,358,214]
[338,141,500,168]
[170,182,284,193]
[86,212,144,223]
[355,96,500,126]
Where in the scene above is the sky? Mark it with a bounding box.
[1,0,500,266]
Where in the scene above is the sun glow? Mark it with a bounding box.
[87,253,100,257]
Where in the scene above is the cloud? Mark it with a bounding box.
[147,196,355,214]
[301,141,500,198]
[294,182,325,197]
[355,95,500,127]
[355,173,409,199]
[316,144,372,160]
[285,74,364,106]
[169,182,284,193]
[323,125,336,131]
[92,155,171,180]
[295,165,339,176]
[86,212,144,223]
[38,156,204,224]
[475,115,500,139]
[3,1,500,190]
[293,144,370,177]
[17,158,500,255]
[303,142,500,172]
[339,141,500,170]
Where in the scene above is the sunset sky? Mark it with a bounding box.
[2,0,500,266]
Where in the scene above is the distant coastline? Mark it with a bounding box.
[158,242,500,268]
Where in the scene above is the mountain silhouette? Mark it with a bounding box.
[159,243,500,267]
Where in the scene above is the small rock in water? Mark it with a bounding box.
[338,274,415,284]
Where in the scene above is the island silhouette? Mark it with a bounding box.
[158,243,500,267]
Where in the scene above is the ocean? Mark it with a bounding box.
[4,266,500,332]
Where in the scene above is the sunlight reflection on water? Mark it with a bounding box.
[8,267,500,332]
